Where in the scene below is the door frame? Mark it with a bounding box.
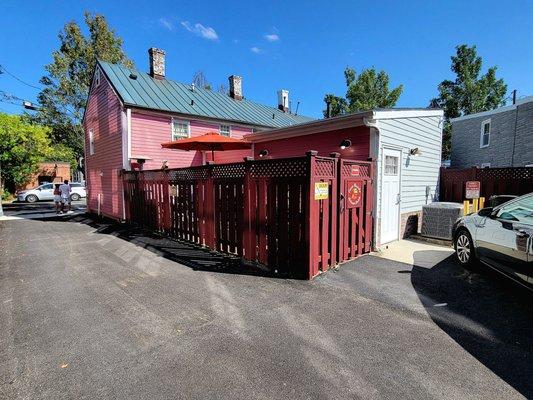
[379,146,403,245]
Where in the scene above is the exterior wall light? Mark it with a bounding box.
[340,139,352,150]
[259,149,269,157]
[409,148,422,157]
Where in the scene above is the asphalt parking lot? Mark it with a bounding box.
[1,215,532,399]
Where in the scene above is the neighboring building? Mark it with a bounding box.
[245,109,444,247]
[83,48,312,219]
[16,162,71,191]
[450,96,533,168]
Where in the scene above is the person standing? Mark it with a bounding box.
[53,184,62,214]
[59,180,72,214]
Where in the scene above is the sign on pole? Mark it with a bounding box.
[465,181,481,199]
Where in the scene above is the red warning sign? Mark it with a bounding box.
[347,181,362,208]
[351,165,360,176]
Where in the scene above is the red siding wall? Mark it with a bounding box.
[252,126,371,160]
[130,111,253,169]
[84,75,124,219]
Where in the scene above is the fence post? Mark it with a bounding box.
[242,157,254,261]
[305,150,319,279]
[329,152,340,268]
[204,161,216,249]
[162,170,171,233]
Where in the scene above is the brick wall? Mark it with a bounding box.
[400,211,421,238]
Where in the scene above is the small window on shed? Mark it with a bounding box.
[480,119,491,148]
[384,155,399,175]
[172,120,190,141]
[89,129,95,155]
[219,124,231,137]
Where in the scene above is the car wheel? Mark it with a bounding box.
[454,229,476,268]
[26,194,38,203]
[70,193,80,201]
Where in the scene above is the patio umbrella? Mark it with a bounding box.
[161,132,252,162]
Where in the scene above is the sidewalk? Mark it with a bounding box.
[0,207,86,221]
[373,238,454,268]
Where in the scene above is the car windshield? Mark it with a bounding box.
[497,195,533,224]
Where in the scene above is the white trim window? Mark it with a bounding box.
[480,119,491,148]
[94,68,101,87]
[89,129,95,155]
[219,124,231,137]
[172,119,190,141]
[384,155,399,175]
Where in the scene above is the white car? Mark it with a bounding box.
[17,182,86,203]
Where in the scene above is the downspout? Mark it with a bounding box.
[363,115,380,250]
[121,108,132,221]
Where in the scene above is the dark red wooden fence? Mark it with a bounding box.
[123,152,374,279]
[440,167,533,203]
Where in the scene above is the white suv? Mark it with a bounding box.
[17,182,87,203]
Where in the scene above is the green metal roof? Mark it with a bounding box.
[98,61,314,128]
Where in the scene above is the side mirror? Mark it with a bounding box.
[477,207,494,217]
[38,188,42,191]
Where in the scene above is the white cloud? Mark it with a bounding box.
[181,21,219,41]
[159,17,173,31]
[264,34,279,42]
[250,46,262,54]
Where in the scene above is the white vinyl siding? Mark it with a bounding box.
[480,119,490,148]
[172,119,190,140]
[375,115,443,215]
[219,124,231,137]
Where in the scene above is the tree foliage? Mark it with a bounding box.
[323,67,403,117]
[0,113,49,192]
[432,45,507,159]
[34,12,133,157]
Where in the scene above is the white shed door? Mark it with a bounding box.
[381,148,401,244]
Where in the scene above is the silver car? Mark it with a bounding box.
[453,192,533,289]
[17,182,86,203]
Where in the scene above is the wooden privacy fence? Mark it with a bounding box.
[440,167,533,203]
[123,152,374,279]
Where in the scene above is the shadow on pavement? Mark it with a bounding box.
[40,213,277,279]
[411,250,533,398]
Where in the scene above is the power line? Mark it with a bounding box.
[0,64,42,91]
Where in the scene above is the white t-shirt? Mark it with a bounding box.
[59,184,71,198]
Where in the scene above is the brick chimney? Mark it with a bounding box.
[277,89,289,112]
[229,75,243,100]
[148,48,165,79]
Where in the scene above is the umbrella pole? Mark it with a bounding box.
[211,149,215,163]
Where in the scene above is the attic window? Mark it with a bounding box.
[95,68,101,87]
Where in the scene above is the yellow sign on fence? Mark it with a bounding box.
[314,182,329,200]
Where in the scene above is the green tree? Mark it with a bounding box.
[432,45,507,159]
[323,67,403,117]
[35,12,133,157]
[0,113,51,193]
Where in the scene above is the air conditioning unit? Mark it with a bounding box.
[421,202,463,240]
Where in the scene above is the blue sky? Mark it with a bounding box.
[1,0,532,118]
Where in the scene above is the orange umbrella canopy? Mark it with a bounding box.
[161,132,252,152]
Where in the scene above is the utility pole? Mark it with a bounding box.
[512,89,517,105]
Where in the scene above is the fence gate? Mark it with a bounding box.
[337,159,374,264]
